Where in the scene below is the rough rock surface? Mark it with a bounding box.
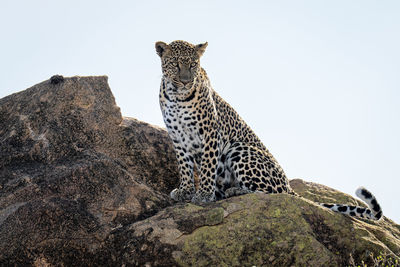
[0,76,178,266]
[0,76,399,266]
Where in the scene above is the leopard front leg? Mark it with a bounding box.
[191,132,219,204]
[170,144,195,202]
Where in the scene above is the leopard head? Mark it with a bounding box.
[155,40,207,89]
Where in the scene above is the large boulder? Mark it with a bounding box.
[0,76,179,265]
[100,182,400,266]
[0,76,399,266]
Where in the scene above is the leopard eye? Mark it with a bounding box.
[172,62,178,67]
[190,62,197,67]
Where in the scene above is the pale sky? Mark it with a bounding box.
[1,1,399,223]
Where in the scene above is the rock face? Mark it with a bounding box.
[0,76,399,266]
[0,76,178,266]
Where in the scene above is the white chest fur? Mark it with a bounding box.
[161,90,203,164]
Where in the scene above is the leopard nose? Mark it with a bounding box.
[179,72,191,84]
[180,78,191,85]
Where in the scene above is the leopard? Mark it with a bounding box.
[156,40,383,221]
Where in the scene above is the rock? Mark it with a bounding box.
[121,117,179,194]
[0,76,399,266]
[98,183,400,266]
[0,76,178,266]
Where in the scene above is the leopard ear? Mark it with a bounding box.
[155,41,170,57]
[195,42,208,57]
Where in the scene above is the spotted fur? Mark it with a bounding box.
[156,40,383,221]
[321,187,382,220]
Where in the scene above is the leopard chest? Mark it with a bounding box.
[162,100,203,158]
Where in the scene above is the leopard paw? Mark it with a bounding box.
[191,190,216,204]
[170,188,195,202]
[225,187,253,198]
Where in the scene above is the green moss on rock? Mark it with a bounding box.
[205,207,224,226]
[171,191,399,266]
